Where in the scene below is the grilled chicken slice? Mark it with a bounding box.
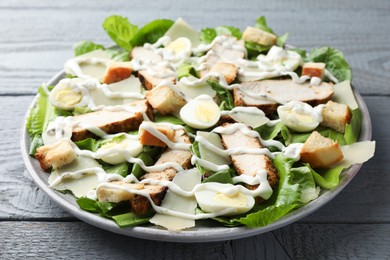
[138,69,176,90]
[233,79,333,115]
[199,36,245,82]
[97,129,192,215]
[71,100,153,141]
[220,123,278,198]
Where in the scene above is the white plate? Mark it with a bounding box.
[21,70,372,242]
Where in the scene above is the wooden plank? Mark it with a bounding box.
[274,223,390,259]
[0,221,388,259]
[0,0,389,94]
[0,221,290,259]
[0,95,387,223]
[0,222,233,259]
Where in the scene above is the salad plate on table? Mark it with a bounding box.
[21,15,375,242]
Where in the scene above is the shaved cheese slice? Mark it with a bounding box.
[198,131,230,166]
[176,76,216,99]
[107,75,142,95]
[164,18,200,47]
[331,141,375,168]
[332,80,358,110]
[228,107,270,128]
[149,169,201,231]
[48,156,103,198]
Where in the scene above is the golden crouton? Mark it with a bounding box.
[302,62,326,79]
[242,26,277,46]
[321,100,352,133]
[139,124,176,147]
[146,85,186,115]
[97,182,144,203]
[300,131,344,168]
[35,140,77,171]
[137,69,176,90]
[102,61,133,84]
[209,62,238,84]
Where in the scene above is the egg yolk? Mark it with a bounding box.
[195,103,218,123]
[214,192,247,207]
[54,87,82,106]
[285,109,314,123]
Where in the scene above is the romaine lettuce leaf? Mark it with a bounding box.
[202,168,234,184]
[176,62,198,79]
[307,164,344,189]
[291,166,320,203]
[307,47,352,82]
[103,162,129,177]
[255,16,274,33]
[199,26,242,44]
[130,19,174,47]
[103,15,139,51]
[207,80,234,110]
[73,40,105,56]
[112,212,150,227]
[26,86,58,138]
[344,108,362,144]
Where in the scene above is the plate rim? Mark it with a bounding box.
[20,70,372,243]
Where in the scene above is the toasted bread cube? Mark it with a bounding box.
[302,62,326,79]
[242,26,277,46]
[321,100,352,133]
[146,85,186,115]
[97,182,144,203]
[102,61,133,84]
[140,124,175,147]
[209,62,238,84]
[35,140,77,171]
[300,131,344,168]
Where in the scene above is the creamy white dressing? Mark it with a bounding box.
[44,30,348,223]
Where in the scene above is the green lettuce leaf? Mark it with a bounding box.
[112,212,150,227]
[176,62,198,79]
[189,141,208,175]
[73,40,104,56]
[74,138,100,152]
[130,19,174,47]
[202,168,234,184]
[153,113,185,125]
[307,164,344,189]
[291,166,319,203]
[77,197,116,215]
[132,152,154,178]
[199,26,242,44]
[199,28,217,43]
[255,16,274,33]
[29,135,44,156]
[26,86,57,138]
[103,163,129,177]
[344,108,362,144]
[103,15,139,51]
[207,80,234,110]
[307,47,352,82]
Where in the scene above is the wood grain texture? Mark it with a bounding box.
[274,223,390,259]
[0,0,388,259]
[0,221,292,260]
[0,0,389,95]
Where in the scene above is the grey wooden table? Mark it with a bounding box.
[1,0,389,259]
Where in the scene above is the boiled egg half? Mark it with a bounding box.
[49,78,90,110]
[165,37,192,60]
[98,135,143,165]
[195,183,255,216]
[277,101,323,132]
[179,94,220,129]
